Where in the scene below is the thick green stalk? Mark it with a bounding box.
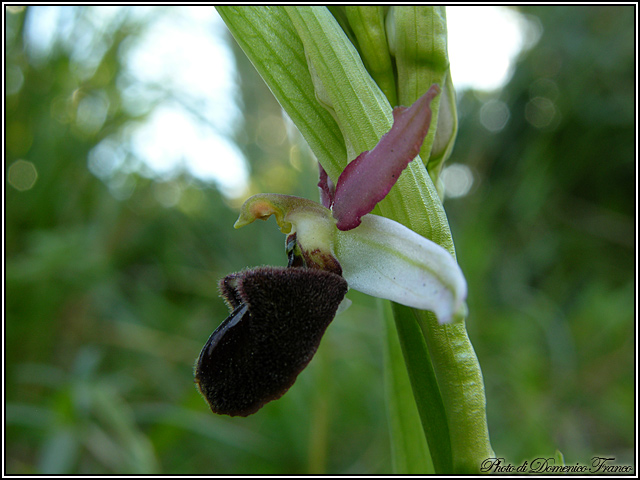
[417,311,494,473]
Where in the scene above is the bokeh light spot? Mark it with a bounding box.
[480,99,510,133]
[525,96,557,129]
[87,137,126,180]
[288,145,303,172]
[8,160,38,191]
[441,163,474,199]
[6,65,24,96]
[256,115,287,149]
[75,91,110,136]
[153,181,182,208]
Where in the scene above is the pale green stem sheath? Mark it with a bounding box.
[344,6,397,106]
[217,5,493,473]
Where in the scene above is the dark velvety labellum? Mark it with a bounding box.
[218,273,243,310]
[195,266,348,417]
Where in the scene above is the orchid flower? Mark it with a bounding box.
[205,7,494,473]
[195,85,467,417]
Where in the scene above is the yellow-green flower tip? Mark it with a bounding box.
[234,194,293,234]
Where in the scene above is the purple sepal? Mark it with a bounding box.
[318,163,335,209]
[332,84,440,231]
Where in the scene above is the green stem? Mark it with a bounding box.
[415,310,494,473]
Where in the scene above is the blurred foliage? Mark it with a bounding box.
[5,5,635,474]
[446,5,635,467]
[5,6,387,474]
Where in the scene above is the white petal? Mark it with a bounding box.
[334,214,467,323]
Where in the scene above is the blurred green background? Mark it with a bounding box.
[5,5,635,474]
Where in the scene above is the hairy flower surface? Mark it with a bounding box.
[195,266,347,416]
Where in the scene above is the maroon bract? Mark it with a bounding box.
[331,84,440,231]
[318,163,335,209]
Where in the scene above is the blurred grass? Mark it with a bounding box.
[5,5,635,474]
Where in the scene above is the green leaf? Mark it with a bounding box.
[382,300,434,473]
[387,301,454,473]
[286,6,392,160]
[215,6,347,182]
